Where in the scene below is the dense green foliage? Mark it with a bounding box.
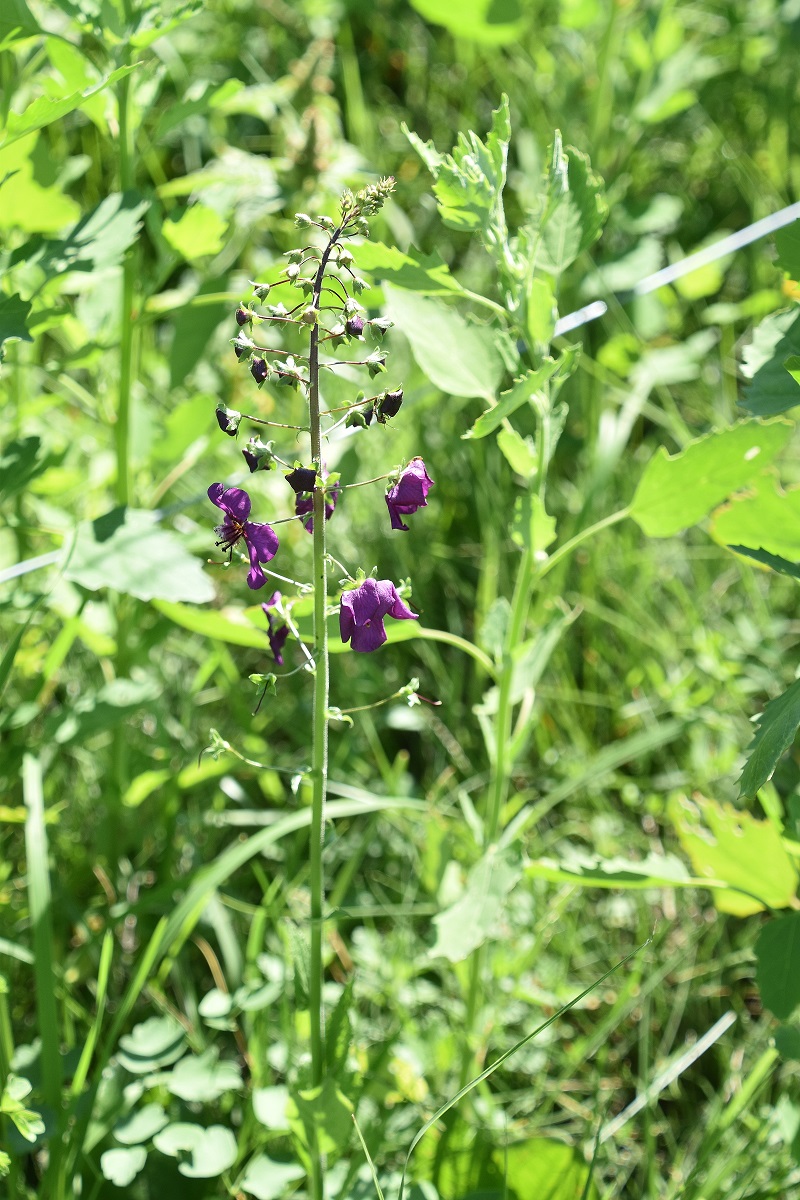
[2,1,800,1198]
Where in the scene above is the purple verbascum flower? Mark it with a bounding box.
[385,457,434,532]
[339,578,417,653]
[208,482,279,590]
[296,480,340,533]
[261,591,289,666]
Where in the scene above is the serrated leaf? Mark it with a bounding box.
[384,285,505,398]
[524,133,607,278]
[409,0,526,44]
[756,913,800,1020]
[240,1154,306,1200]
[0,293,32,360]
[741,307,800,416]
[711,480,800,562]
[113,1103,168,1146]
[430,847,522,962]
[669,794,797,915]
[630,419,793,537]
[100,1146,147,1187]
[0,66,138,150]
[167,1048,241,1102]
[356,241,467,297]
[465,349,576,439]
[64,507,215,603]
[727,545,800,579]
[11,192,150,278]
[739,678,800,798]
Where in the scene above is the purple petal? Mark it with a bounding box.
[350,618,387,652]
[339,599,355,645]
[245,520,279,564]
[268,623,289,665]
[208,483,251,522]
[386,496,409,532]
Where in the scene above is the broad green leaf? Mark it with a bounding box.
[287,1078,353,1159]
[774,1026,800,1059]
[113,1104,169,1146]
[775,221,800,279]
[0,0,40,41]
[384,284,505,398]
[430,847,522,962]
[755,913,800,1020]
[727,545,800,580]
[128,0,204,49]
[496,1138,599,1200]
[739,678,800,798]
[65,507,215,603]
[0,294,32,360]
[153,1123,237,1178]
[669,795,797,915]
[526,847,704,890]
[10,192,150,278]
[50,676,162,746]
[117,1016,187,1074]
[511,493,557,554]
[785,354,800,386]
[496,427,538,479]
[0,66,137,150]
[0,436,49,501]
[409,0,526,44]
[240,1155,305,1200]
[153,599,268,648]
[630,419,793,537]
[100,1147,147,1188]
[169,276,230,388]
[0,135,80,233]
[162,204,228,261]
[741,307,800,416]
[253,1085,290,1131]
[711,480,800,561]
[404,95,510,235]
[167,1048,241,1102]
[465,349,577,439]
[356,241,468,297]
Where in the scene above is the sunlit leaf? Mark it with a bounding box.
[430,847,522,962]
[497,1137,599,1200]
[465,349,577,439]
[353,241,467,298]
[287,1078,353,1160]
[0,293,32,360]
[409,0,526,45]
[240,1154,305,1200]
[167,1048,241,1102]
[100,1147,147,1188]
[117,1015,187,1074]
[711,480,800,562]
[113,1103,169,1146]
[153,1122,237,1178]
[0,66,137,150]
[741,307,800,416]
[162,204,228,261]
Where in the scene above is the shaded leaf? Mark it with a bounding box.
[0,293,32,360]
[153,599,268,648]
[728,544,800,580]
[117,1016,187,1074]
[774,1025,800,1059]
[0,0,40,41]
[10,192,149,278]
[465,349,577,439]
[287,1078,353,1160]
[630,419,792,537]
[162,204,228,261]
[775,221,800,279]
[756,913,800,1020]
[669,795,797,915]
[739,678,800,798]
[430,847,522,962]
[741,307,800,416]
[50,676,162,747]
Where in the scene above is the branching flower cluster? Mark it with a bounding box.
[207,178,434,664]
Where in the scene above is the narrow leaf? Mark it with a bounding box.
[740,678,800,798]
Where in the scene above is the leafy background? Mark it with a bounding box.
[2,0,800,1197]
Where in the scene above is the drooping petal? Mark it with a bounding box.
[386,495,409,532]
[381,582,417,623]
[268,623,289,665]
[339,598,355,645]
[245,520,279,564]
[350,617,387,653]
[246,545,267,589]
[208,482,251,522]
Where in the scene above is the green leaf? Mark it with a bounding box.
[169,276,230,388]
[116,1015,187,1074]
[526,275,557,348]
[153,599,267,647]
[526,847,701,890]
[711,480,800,561]
[739,678,800,798]
[430,846,522,963]
[496,427,538,479]
[240,1155,306,1200]
[287,1078,353,1160]
[404,95,510,235]
[153,1123,237,1178]
[727,544,800,580]
[755,913,800,1020]
[384,285,505,398]
[775,221,800,279]
[741,307,800,416]
[253,1086,290,1131]
[167,1048,241,1102]
[0,293,32,360]
[100,1147,147,1188]
[0,66,138,150]
[356,241,468,297]
[511,493,557,554]
[0,0,40,41]
[530,134,608,276]
[496,1138,599,1200]
[409,0,526,44]
[162,204,228,261]
[325,979,354,1079]
[0,436,47,502]
[774,1025,800,1059]
[465,350,576,439]
[629,419,793,537]
[113,1103,169,1145]
[64,507,215,603]
[50,676,162,746]
[669,795,798,915]
[11,192,150,278]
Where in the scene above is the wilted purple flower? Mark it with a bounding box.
[285,466,318,494]
[385,457,434,532]
[216,404,242,436]
[251,357,269,384]
[377,388,403,423]
[346,314,366,338]
[208,482,279,590]
[235,306,251,326]
[242,436,274,473]
[340,578,417,653]
[296,480,340,533]
[261,591,289,666]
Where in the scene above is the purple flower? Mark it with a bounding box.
[235,306,251,326]
[251,357,269,384]
[208,482,279,590]
[346,314,366,338]
[385,457,434,532]
[340,578,417,653]
[285,466,318,494]
[261,591,289,666]
[296,481,340,533]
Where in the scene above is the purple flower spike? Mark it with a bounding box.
[208,482,279,590]
[261,591,289,666]
[296,481,340,533]
[385,457,434,532]
[340,578,417,653]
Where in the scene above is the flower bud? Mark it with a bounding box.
[346,314,366,338]
[251,357,269,385]
[299,307,318,326]
[295,213,314,228]
[377,388,403,422]
[345,409,367,429]
[318,215,335,231]
[216,403,242,436]
[285,249,304,263]
[235,305,252,326]
[251,280,271,300]
[242,436,275,472]
[352,276,370,295]
[366,351,387,378]
[285,466,318,493]
[286,262,300,281]
[369,317,393,339]
[337,247,354,267]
